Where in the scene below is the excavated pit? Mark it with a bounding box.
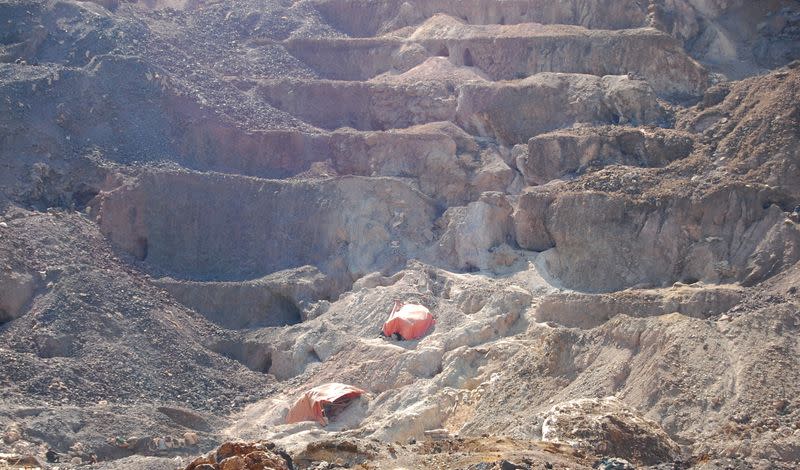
[212,339,273,374]
[3,1,800,468]
[255,79,457,131]
[514,184,800,292]
[255,73,668,144]
[286,22,708,99]
[519,126,695,185]
[311,0,648,37]
[153,266,335,330]
[93,170,438,284]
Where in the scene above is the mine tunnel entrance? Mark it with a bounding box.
[212,340,273,374]
[271,294,303,326]
[134,237,148,261]
[463,48,474,67]
[72,187,99,210]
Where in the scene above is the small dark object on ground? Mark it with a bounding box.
[593,457,635,470]
[45,449,59,463]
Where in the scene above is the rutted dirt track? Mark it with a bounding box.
[1,0,800,469]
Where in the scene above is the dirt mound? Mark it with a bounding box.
[184,440,291,470]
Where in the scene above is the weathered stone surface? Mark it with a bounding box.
[312,0,648,37]
[437,192,514,271]
[285,17,709,99]
[328,122,480,206]
[511,186,556,252]
[541,397,680,465]
[520,126,694,185]
[515,184,800,291]
[411,16,708,99]
[457,73,668,144]
[94,171,437,286]
[535,284,744,328]
[3,2,800,469]
[256,79,457,131]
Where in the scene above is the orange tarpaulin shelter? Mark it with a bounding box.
[285,383,365,426]
[382,301,434,340]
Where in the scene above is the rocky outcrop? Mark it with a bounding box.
[437,192,517,271]
[311,0,648,37]
[94,171,437,285]
[514,183,800,291]
[154,266,337,329]
[541,397,680,465]
[535,284,744,329]
[520,126,694,185]
[457,74,668,144]
[328,122,508,206]
[410,16,708,99]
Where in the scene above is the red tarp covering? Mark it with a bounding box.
[382,302,434,340]
[285,383,365,426]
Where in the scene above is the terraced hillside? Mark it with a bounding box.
[1,0,799,469]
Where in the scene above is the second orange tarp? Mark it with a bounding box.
[382,301,434,340]
[285,383,365,426]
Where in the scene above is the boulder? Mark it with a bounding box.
[541,397,680,465]
[0,269,37,324]
[438,192,514,270]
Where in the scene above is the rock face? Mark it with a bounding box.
[535,284,744,329]
[456,73,669,144]
[520,127,695,185]
[437,192,515,271]
[94,171,437,287]
[541,397,680,465]
[288,17,709,99]
[2,0,800,469]
[311,0,649,37]
[514,183,800,291]
[154,266,336,329]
